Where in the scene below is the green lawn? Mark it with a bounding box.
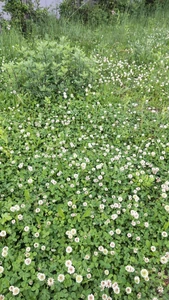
[0,7,169,300]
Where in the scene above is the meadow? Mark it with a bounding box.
[1,5,169,300]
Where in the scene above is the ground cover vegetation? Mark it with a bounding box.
[0,1,169,299]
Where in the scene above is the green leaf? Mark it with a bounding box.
[163,222,169,230]
[24,189,30,201]
[146,240,151,248]
[81,208,91,220]
[57,205,65,219]
[1,213,12,224]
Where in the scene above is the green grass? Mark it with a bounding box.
[1,5,169,300]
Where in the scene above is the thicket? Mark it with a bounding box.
[0,0,48,33]
[59,0,166,24]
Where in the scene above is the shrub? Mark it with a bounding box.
[1,37,97,102]
[59,1,110,25]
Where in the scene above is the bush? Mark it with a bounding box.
[59,1,110,25]
[1,0,49,34]
[1,37,97,102]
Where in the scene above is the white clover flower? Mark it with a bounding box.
[126,287,132,294]
[57,274,65,282]
[113,286,120,294]
[103,248,108,255]
[0,231,6,237]
[110,242,115,248]
[68,266,75,274]
[125,265,135,272]
[134,276,140,284]
[0,294,5,300]
[47,277,54,286]
[65,260,72,267]
[104,270,109,275]
[88,294,94,300]
[37,273,46,281]
[160,256,168,264]
[24,258,31,265]
[28,178,33,184]
[140,269,149,278]
[2,251,8,257]
[115,229,121,234]
[161,231,168,237]
[66,246,72,253]
[34,232,39,238]
[71,229,76,235]
[81,163,86,169]
[18,214,23,220]
[164,205,169,213]
[3,246,8,252]
[0,266,4,274]
[151,246,156,252]
[76,274,83,283]
[24,226,30,232]
[18,163,24,168]
[12,287,20,296]
[144,257,149,263]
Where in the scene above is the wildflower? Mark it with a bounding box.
[164,205,169,212]
[24,258,31,265]
[157,286,164,293]
[2,251,8,257]
[140,269,149,278]
[68,266,75,274]
[126,287,132,294]
[113,286,120,294]
[0,266,4,273]
[37,273,46,281]
[65,260,72,267]
[88,294,94,300]
[0,231,6,237]
[71,229,76,235]
[58,274,65,282]
[76,274,83,283]
[110,242,115,248]
[24,226,30,232]
[66,246,72,253]
[160,256,168,264]
[125,265,135,272]
[47,277,54,286]
[134,276,140,284]
[28,178,33,184]
[151,246,156,252]
[162,231,168,237]
[0,295,5,300]
[12,287,20,296]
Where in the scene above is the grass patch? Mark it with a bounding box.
[1,6,169,300]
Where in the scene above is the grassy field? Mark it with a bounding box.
[1,6,169,300]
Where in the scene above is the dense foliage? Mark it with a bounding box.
[1,3,169,300]
[1,0,48,32]
[59,0,165,23]
[1,38,97,101]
